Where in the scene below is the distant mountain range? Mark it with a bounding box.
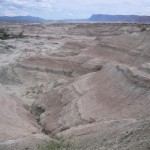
[0,15,150,23]
[0,16,85,23]
[0,16,45,23]
[89,14,150,23]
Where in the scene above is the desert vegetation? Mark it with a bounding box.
[0,28,24,40]
[37,139,74,150]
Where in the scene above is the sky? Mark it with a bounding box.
[0,0,150,19]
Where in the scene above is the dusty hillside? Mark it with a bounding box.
[0,23,150,150]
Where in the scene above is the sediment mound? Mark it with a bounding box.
[0,23,150,150]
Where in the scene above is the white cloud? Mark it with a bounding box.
[1,0,56,9]
[0,0,150,19]
[3,9,28,16]
[0,0,56,18]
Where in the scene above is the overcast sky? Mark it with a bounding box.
[0,0,150,19]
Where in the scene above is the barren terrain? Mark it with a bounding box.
[0,23,150,150]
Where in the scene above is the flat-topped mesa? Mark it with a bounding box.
[89,14,150,23]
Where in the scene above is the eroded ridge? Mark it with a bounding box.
[0,23,150,150]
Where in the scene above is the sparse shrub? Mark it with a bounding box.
[37,139,75,150]
[30,105,45,122]
[0,28,25,40]
[18,31,24,38]
[141,27,146,32]
[0,28,10,40]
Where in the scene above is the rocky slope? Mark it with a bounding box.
[0,23,150,149]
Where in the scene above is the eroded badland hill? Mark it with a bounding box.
[0,23,150,150]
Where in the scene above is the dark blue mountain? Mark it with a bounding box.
[0,16,46,22]
[89,14,150,23]
[0,15,150,23]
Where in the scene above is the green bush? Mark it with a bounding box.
[37,139,75,150]
[0,28,25,40]
[18,31,24,38]
[141,27,146,32]
[0,28,10,40]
